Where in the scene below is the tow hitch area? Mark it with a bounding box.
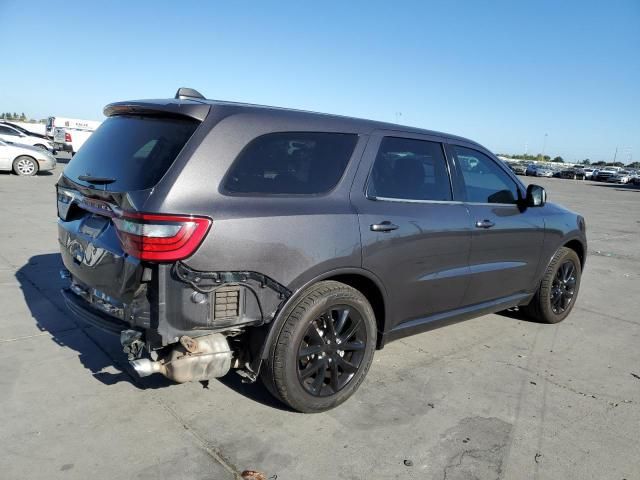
[129,334,232,383]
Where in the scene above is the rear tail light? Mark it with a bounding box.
[65,132,72,142]
[113,212,212,262]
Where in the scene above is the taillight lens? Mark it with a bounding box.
[113,212,212,262]
[65,132,72,142]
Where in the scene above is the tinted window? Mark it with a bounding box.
[223,132,358,195]
[454,146,520,204]
[64,115,199,191]
[0,126,19,136]
[368,137,451,201]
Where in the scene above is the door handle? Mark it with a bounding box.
[475,219,495,229]
[370,221,399,232]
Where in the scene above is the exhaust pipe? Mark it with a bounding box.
[130,333,232,383]
[130,358,164,377]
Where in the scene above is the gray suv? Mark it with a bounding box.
[57,88,587,412]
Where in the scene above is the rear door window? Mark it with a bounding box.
[223,132,358,195]
[367,136,452,201]
[63,115,199,191]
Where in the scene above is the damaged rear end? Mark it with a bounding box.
[57,98,288,384]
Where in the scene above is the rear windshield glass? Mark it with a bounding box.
[63,115,199,191]
[223,132,358,195]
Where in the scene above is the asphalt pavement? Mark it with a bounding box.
[1,164,638,480]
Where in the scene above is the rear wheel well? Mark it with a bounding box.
[564,240,585,268]
[326,274,385,348]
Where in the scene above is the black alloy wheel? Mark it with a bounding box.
[297,305,367,397]
[523,246,582,324]
[261,280,377,413]
[550,261,577,314]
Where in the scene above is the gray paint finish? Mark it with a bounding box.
[58,96,587,346]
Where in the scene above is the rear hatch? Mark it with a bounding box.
[57,114,204,315]
[53,127,67,144]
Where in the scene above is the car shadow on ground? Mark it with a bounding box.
[16,253,289,408]
[588,183,640,192]
[495,307,540,323]
[16,253,172,390]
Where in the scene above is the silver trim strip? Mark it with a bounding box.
[367,195,463,205]
[368,195,519,208]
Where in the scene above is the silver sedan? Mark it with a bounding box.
[0,140,57,176]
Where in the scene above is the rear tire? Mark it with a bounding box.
[261,281,377,413]
[13,156,38,176]
[523,247,581,324]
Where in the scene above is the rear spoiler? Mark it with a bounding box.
[103,100,210,122]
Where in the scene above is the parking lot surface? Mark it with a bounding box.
[1,163,638,480]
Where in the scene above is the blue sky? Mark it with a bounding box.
[1,0,638,163]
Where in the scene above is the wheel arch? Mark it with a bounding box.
[563,238,586,268]
[12,155,39,174]
[323,271,387,348]
[258,267,389,364]
[13,154,37,163]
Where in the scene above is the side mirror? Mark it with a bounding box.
[526,184,546,207]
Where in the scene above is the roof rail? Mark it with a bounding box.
[175,87,205,100]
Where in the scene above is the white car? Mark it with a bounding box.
[0,123,53,151]
[607,171,631,184]
[582,168,595,179]
[0,140,56,176]
[536,168,553,177]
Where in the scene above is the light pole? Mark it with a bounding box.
[542,133,548,158]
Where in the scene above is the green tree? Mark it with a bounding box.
[13,112,17,119]
[552,156,564,163]
[543,155,551,161]
[20,112,26,121]
[581,159,591,165]
[628,162,640,169]
[593,161,607,166]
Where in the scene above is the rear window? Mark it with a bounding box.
[64,115,199,191]
[223,132,358,195]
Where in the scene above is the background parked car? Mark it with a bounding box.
[594,167,620,181]
[525,164,538,176]
[536,167,553,177]
[0,139,56,175]
[0,123,53,151]
[582,168,595,179]
[509,163,527,175]
[606,171,631,184]
[0,120,49,140]
[559,168,585,180]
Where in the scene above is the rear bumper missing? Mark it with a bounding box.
[61,287,133,335]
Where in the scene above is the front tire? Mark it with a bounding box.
[13,156,38,176]
[262,281,377,413]
[524,247,581,324]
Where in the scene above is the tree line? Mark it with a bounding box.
[0,112,46,123]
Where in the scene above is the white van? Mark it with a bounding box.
[46,116,101,155]
[45,117,101,138]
